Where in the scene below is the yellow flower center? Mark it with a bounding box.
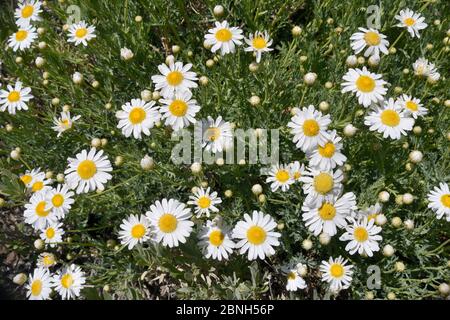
[61,119,70,128]
[314,173,334,194]
[15,30,28,41]
[206,127,221,141]
[302,119,320,137]
[169,100,188,117]
[330,263,344,278]
[441,194,450,208]
[215,28,232,42]
[35,201,49,217]
[318,142,336,158]
[32,181,44,192]
[209,230,225,246]
[131,224,146,239]
[319,203,336,220]
[52,194,64,207]
[404,17,415,26]
[61,274,74,289]
[166,71,183,86]
[21,5,34,18]
[405,101,418,111]
[293,171,301,180]
[356,75,375,93]
[354,226,368,242]
[380,110,400,127]
[42,255,55,266]
[252,37,267,49]
[275,169,290,183]
[31,280,42,296]
[8,91,21,102]
[364,31,381,46]
[367,213,378,221]
[20,174,32,184]
[75,28,88,39]
[129,107,146,124]
[77,160,97,180]
[158,213,178,233]
[287,272,296,280]
[246,226,267,245]
[197,196,211,209]
[46,227,55,239]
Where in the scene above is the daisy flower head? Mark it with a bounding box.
[204,20,244,55]
[232,210,281,261]
[427,183,450,221]
[339,217,382,257]
[200,115,233,153]
[300,167,344,206]
[0,80,33,114]
[307,130,347,171]
[412,57,438,78]
[287,105,331,152]
[244,31,273,63]
[24,191,57,230]
[40,222,65,247]
[146,198,194,248]
[395,8,428,38]
[151,60,198,98]
[364,98,414,140]
[67,20,96,46]
[14,0,43,27]
[198,218,235,261]
[116,99,160,139]
[45,184,75,219]
[357,202,382,221]
[350,27,389,57]
[187,187,222,218]
[52,264,86,300]
[159,90,200,131]
[341,67,387,108]
[289,161,307,182]
[27,170,51,193]
[118,214,151,250]
[320,256,353,293]
[64,148,113,194]
[282,265,307,292]
[37,252,57,269]
[52,111,81,137]
[19,167,42,188]
[7,25,37,51]
[26,267,52,300]
[396,94,427,119]
[265,164,295,192]
[302,192,357,236]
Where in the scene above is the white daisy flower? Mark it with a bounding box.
[146,198,194,248]
[118,214,151,250]
[283,266,307,292]
[24,191,57,230]
[116,99,160,139]
[244,31,273,63]
[395,8,427,38]
[37,252,57,269]
[14,0,43,27]
[52,264,86,300]
[300,168,344,206]
[302,192,357,236]
[364,98,414,140]
[320,256,353,292]
[339,217,382,257]
[412,57,438,77]
[198,218,235,261]
[232,210,281,261]
[307,130,347,171]
[427,183,450,221]
[19,168,42,188]
[289,161,307,182]
[428,70,440,83]
[265,164,295,192]
[350,27,389,57]
[396,94,427,119]
[28,170,51,193]
[45,184,75,219]
[151,60,198,98]
[341,67,387,108]
[187,187,222,218]
[357,202,382,221]
[67,21,96,46]
[7,25,37,51]
[0,80,33,114]
[159,90,200,130]
[64,148,113,194]
[52,111,81,137]
[40,222,65,247]
[287,105,331,152]
[204,20,244,55]
[26,267,52,300]
[200,115,233,153]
